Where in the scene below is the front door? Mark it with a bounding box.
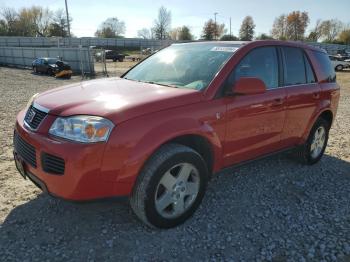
[222,46,287,166]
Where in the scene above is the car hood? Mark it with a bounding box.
[34,77,201,123]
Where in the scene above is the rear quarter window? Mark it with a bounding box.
[312,51,336,83]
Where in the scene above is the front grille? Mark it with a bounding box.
[24,105,47,130]
[13,132,37,167]
[41,152,65,175]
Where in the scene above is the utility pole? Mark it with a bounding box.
[214,12,218,40]
[229,17,232,38]
[65,0,71,37]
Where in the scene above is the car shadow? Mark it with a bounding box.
[1,153,350,261]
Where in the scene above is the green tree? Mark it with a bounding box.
[285,11,309,40]
[47,9,71,37]
[239,16,255,41]
[255,33,274,40]
[178,26,193,40]
[338,29,350,44]
[220,34,239,41]
[201,19,225,40]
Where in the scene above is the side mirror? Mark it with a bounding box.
[232,77,267,95]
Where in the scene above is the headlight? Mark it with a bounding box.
[49,116,114,143]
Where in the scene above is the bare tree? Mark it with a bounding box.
[320,19,344,42]
[95,17,125,38]
[271,11,309,41]
[271,14,287,40]
[239,16,255,41]
[137,28,151,39]
[48,9,71,37]
[153,6,171,40]
[307,19,323,42]
[1,7,19,36]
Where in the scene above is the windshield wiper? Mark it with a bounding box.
[140,80,178,88]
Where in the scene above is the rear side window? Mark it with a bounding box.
[304,54,316,83]
[282,47,306,86]
[313,51,336,83]
[232,47,279,89]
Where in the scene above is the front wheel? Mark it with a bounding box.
[130,143,209,228]
[297,118,330,165]
[335,65,344,71]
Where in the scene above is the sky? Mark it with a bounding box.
[1,0,349,39]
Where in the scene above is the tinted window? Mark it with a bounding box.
[231,47,278,89]
[304,54,316,83]
[283,47,306,86]
[313,51,336,83]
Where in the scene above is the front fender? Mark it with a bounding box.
[118,116,223,184]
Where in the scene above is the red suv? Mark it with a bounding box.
[13,41,340,228]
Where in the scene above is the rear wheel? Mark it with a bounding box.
[130,143,209,228]
[118,58,124,62]
[297,118,330,165]
[47,68,53,76]
[335,65,344,71]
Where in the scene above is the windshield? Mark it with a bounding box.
[123,43,240,90]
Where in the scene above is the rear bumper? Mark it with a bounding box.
[14,109,131,201]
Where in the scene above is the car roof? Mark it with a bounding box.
[173,40,325,53]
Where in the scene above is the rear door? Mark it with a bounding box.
[280,46,321,146]
[223,46,287,166]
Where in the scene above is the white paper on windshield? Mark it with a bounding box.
[210,46,238,52]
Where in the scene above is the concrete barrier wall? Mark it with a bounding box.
[0,37,174,49]
[0,46,94,74]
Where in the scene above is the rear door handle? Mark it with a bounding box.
[313,92,320,99]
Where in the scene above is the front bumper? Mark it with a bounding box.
[13,109,129,201]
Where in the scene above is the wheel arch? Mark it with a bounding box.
[301,109,334,141]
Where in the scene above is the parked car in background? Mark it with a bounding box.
[15,41,339,228]
[32,57,60,75]
[95,50,126,62]
[329,55,350,71]
[105,50,125,62]
[32,57,72,77]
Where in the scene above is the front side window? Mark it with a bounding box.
[282,47,306,86]
[123,44,239,90]
[230,46,279,90]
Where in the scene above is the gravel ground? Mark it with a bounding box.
[0,67,349,262]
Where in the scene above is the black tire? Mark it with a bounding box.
[130,143,209,228]
[33,66,37,74]
[335,65,344,71]
[47,68,53,76]
[118,58,124,62]
[296,118,330,165]
[113,58,117,62]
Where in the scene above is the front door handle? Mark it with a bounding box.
[271,98,284,106]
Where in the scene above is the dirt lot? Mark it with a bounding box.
[0,67,349,261]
